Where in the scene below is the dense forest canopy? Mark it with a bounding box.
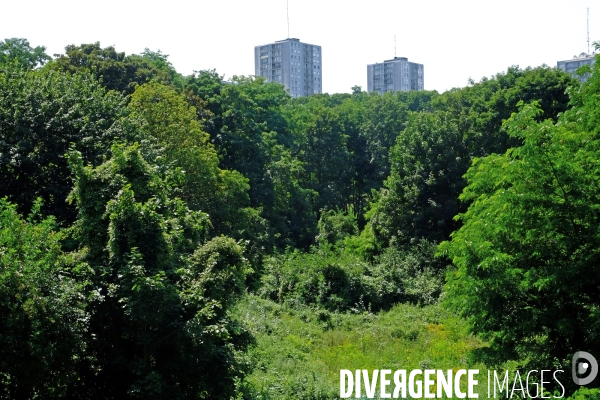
[0,37,599,399]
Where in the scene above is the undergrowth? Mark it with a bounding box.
[233,295,487,399]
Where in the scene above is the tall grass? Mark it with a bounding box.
[233,295,487,399]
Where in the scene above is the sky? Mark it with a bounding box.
[3,0,598,94]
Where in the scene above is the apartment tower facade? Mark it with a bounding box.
[557,52,596,83]
[255,38,322,98]
[367,57,424,94]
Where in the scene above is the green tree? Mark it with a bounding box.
[440,100,600,376]
[336,94,370,224]
[182,69,224,129]
[0,199,89,399]
[352,92,412,223]
[265,143,318,249]
[316,208,358,247]
[368,111,469,248]
[140,48,183,89]
[563,53,600,136]
[215,76,290,208]
[68,144,252,399]
[128,82,251,234]
[359,92,410,185]
[128,82,270,267]
[0,38,51,69]
[432,65,576,157]
[51,43,176,94]
[362,66,576,253]
[205,76,323,249]
[296,105,351,214]
[0,66,133,223]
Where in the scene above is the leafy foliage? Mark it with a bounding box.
[296,105,351,214]
[316,208,358,247]
[440,99,600,374]
[369,111,469,248]
[373,240,447,305]
[568,387,600,400]
[0,36,590,398]
[364,65,577,252]
[0,38,51,69]
[128,81,254,236]
[0,199,89,399]
[0,65,132,223]
[51,43,179,94]
[68,144,252,399]
[259,240,445,312]
[215,76,290,206]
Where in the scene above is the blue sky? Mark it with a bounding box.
[3,0,598,93]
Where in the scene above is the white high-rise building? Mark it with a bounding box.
[255,38,322,98]
[367,57,424,94]
[557,52,596,82]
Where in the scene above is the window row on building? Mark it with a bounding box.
[367,57,424,94]
[557,52,596,83]
[254,38,322,98]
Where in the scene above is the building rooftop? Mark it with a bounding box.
[384,57,408,62]
[256,38,320,48]
[368,57,420,67]
[558,52,596,63]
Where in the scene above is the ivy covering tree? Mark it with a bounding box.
[67,144,252,398]
[128,81,254,236]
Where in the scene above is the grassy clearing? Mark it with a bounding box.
[233,295,488,399]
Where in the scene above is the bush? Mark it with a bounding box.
[258,241,447,312]
[568,387,600,400]
[373,239,447,305]
[315,208,358,247]
[259,249,369,312]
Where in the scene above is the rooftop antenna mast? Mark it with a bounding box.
[588,7,590,54]
[287,0,290,38]
[394,34,396,57]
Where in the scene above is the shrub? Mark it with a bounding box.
[259,240,447,312]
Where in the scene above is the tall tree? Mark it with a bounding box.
[180,70,224,136]
[363,66,577,252]
[0,66,132,222]
[51,43,176,94]
[432,65,576,157]
[296,105,351,214]
[440,62,600,375]
[128,82,251,234]
[128,81,270,264]
[215,76,290,207]
[68,144,252,399]
[368,111,468,248]
[0,38,51,69]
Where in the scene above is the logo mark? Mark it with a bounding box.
[572,351,598,385]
